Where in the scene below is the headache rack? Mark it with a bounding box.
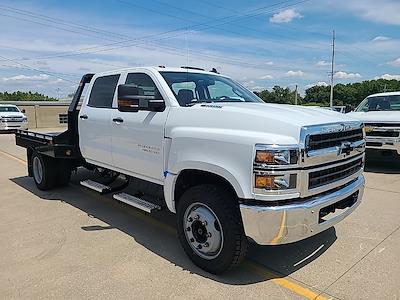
[14,73,94,160]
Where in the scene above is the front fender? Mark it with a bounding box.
[163,136,255,212]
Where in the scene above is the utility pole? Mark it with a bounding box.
[384,83,387,92]
[330,30,335,108]
[294,84,298,105]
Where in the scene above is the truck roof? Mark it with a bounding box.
[367,91,400,98]
[0,104,18,107]
[93,66,226,77]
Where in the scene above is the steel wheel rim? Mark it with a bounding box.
[183,202,224,260]
[33,156,43,184]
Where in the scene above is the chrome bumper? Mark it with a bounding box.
[240,175,365,245]
[0,122,28,130]
[366,137,400,154]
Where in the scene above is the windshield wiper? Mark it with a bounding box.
[185,100,214,107]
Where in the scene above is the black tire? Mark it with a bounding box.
[55,160,71,187]
[176,184,248,274]
[31,152,56,190]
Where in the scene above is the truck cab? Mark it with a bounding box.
[16,67,366,274]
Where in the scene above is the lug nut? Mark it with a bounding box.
[186,227,191,231]
[204,242,209,248]
[207,232,212,238]
[190,238,195,243]
[197,244,202,249]
[188,217,193,222]
[202,221,207,226]
[194,214,200,220]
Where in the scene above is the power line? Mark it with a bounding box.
[0,55,77,83]
[1,0,317,66]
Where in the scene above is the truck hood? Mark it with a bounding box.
[346,111,400,123]
[0,111,25,118]
[166,102,359,145]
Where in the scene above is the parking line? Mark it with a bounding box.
[271,211,287,245]
[0,149,27,165]
[244,261,328,300]
[0,148,327,299]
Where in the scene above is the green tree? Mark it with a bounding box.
[0,91,57,101]
[303,79,400,108]
[259,85,302,105]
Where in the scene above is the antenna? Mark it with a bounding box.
[330,30,335,108]
[185,27,189,68]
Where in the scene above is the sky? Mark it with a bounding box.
[0,0,399,98]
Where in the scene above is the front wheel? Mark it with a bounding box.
[176,184,248,274]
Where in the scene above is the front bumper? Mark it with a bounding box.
[240,175,364,245]
[365,137,400,154]
[0,122,28,131]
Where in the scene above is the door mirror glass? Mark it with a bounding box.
[118,84,165,112]
[21,108,26,113]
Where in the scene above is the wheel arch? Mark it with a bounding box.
[164,163,245,213]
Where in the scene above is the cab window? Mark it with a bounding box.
[88,74,120,108]
[125,73,163,99]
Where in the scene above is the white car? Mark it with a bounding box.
[347,91,400,155]
[16,67,365,273]
[0,104,28,131]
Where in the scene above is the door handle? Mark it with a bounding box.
[112,117,124,123]
[80,114,88,120]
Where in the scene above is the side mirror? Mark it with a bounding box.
[21,109,26,113]
[117,84,165,112]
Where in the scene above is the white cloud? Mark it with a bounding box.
[372,36,391,42]
[336,0,400,26]
[375,74,400,80]
[286,70,305,77]
[305,81,329,89]
[388,58,400,67]
[260,75,274,80]
[316,60,329,66]
[1,74,50,82]
[265,61,274,65]
[334,71,361,79]
[270,9,302,23]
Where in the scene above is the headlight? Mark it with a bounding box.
[22,117,28,122]
[253,144,300,192]
[255,145,299,165]
[255,173,297,190]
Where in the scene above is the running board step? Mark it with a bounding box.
[113,193,161,213]
[80,179,111,194]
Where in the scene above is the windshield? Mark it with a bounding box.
[355,95,400,112]
[160,71,263,106]
[0,106,19,112]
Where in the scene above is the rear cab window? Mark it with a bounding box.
[88,74,120,108]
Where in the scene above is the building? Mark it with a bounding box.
[1,100,71,129]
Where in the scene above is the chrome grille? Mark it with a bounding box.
[307,128,363,151]
[365,123,400,127]
[308,158,363,189]
[366,131,399,137]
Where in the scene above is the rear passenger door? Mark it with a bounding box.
[79,74,120,167]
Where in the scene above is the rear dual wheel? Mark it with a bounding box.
[31,151,71,190]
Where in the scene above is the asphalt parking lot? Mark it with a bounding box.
[0,129,399,300]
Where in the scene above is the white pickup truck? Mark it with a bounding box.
[16,67,366,273]
[0,104,28,131]
[347,91,400,155]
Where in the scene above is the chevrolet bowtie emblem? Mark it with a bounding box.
[364,126,374,133]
